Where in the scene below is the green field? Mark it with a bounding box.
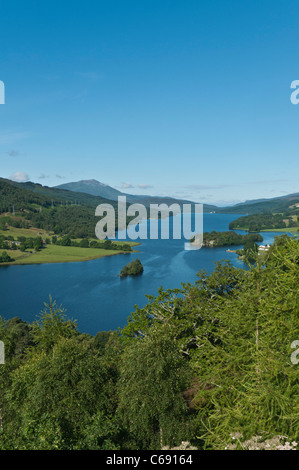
[0,226,52,239]
[0,223,139,265]
[261,226,299,234]
[1,243,138,265]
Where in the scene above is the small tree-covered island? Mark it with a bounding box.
[119,258,144,278]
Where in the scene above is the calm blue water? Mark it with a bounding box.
[0,214,287,334]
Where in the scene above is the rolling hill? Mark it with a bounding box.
[54,179,218,212]
[217,192,299,215]
[2,176,299,217]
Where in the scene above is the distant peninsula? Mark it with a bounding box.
[229,213,299,233]
[196,231,263,247]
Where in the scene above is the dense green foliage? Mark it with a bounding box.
[0,178,117,210]
[120,258,144,277]
[0,178,135,239]
[235,238,260,264]
[0,235,298,450]
[201,231,263,247]
[0,178,53,213]
[26,205,100,238]
[0,251,14,263]
[56,237,132,252]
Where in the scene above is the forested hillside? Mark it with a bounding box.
[229,212,299,232]
[0,178,116,208]
[0,178,131,238]
[217,193,299,215]
[0,235,298,450]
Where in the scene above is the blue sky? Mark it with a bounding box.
[0,0,299,205]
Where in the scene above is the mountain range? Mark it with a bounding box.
[1,176,299,216]
[54,179,218,211]
[55,179,299,215]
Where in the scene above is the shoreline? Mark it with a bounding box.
[0,243,141,267]
[232,227,298,234]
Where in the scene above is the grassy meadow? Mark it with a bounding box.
[0,223,139,265]
[6,244,131,265]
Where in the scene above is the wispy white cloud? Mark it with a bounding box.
[10,171,30,182]
[38,173,49,180]
[119,182,153,190]
[181,184,233,191]
[120,182,134,189]
[247,178,288,185]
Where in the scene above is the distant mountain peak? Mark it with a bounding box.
[53,179,212,208]
[54,179,123,200]
[76,179,108,187]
